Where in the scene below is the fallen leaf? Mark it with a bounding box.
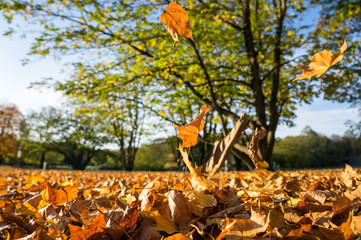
[142,210,177,234]
[164,233,190,240]
[333,195,353,216]
[41,185,78,205]
[68,213,108,240]
[165,190,193,228]
[220,209,270,238]
[174,105,210,148]
[293,39,347,89]
[160,2,193,47]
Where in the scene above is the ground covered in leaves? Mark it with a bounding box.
[0,165,360,240]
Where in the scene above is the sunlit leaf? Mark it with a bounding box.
[293,39,347,89]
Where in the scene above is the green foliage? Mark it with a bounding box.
[22,142,63,165]
[26,106,108,170]
[134,138,177,171]
[272,127,347,168]
[91,150,122,170]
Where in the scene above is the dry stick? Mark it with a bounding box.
[179,147,196,175]
[200,113,249,178]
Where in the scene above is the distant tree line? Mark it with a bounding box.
[271,126,361,169]
[1,101,360,171]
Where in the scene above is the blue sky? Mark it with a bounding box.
[0,18,358,139]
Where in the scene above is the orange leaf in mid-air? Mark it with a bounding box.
[174,105,210,148]
[160,2,193,47]
[293,39,347,89]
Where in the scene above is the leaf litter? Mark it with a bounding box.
[0,165,360,239]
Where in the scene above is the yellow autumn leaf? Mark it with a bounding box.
[293,39,347,89]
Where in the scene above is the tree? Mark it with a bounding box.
[1,0,360,169]
[272,127,344,168]
[134,138,177,171]
[67,82,146,170]
[0,103,22,164]
[27,106,108,170]
[26,107,59,168]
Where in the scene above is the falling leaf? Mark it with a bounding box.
[248,127,269,169]
[174,105,210,148]
[293,39,347,89]
[160,2,193,47]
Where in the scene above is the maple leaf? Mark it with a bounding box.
[160,2,193,47]
[293,39,347,89]
[174,105,210,148]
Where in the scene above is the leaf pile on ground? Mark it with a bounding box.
[0,165,360,239]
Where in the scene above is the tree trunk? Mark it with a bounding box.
[72,156,85,170]
[263,0,287,164]
[39,151,46,168]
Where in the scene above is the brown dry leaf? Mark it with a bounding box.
[341,163,359,188]
[160,2,193,47]
[332,195,353,216]
[68,213,108,240]
[293,39,347,89]
[165,190,193,229]
[38,204,61,224]
[174,105,210,148]
[41,185,78,205]
[142,210,177,234]
[248,127,269,169]
[220,209,270,239]
[131,217,161,240]
[300,190,333,205]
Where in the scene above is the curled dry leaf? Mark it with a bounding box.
[165,190,193,229]
[248,127,269,169]
[160,2,193,47]
[174,105,210,148]
[293,39,347,89]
